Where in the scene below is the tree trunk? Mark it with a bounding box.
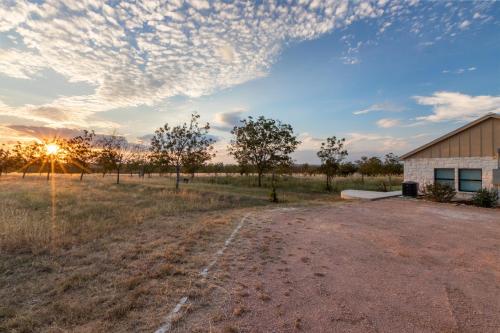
[46,169,50,181]
[258,172,262,187]
[80,171,84,181]
[271,171,278,202]
[389,174,392,191]
[175,164,180,190]
[22,170,27,178]
[116,167,120,184]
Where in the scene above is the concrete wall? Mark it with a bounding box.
[403,157,500,200]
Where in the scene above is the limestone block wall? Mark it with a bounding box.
[403,157,500,200]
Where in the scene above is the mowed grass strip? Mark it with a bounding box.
[187,173,402,194]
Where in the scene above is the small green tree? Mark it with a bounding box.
[13,141,41,178]
[0,144,13,176]
[97,134,129,184]
[151,113,214,190]
[183,143,215,179]
[317,136,348,191]
[229,116,300,187]
[213,162,224,178]
[383,153,403,190]
[356,156,383,182]
[338,161,358,177]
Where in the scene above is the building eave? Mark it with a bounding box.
[400,113,500,160]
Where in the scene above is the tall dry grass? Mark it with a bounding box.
[0,173,401,253]
[0,174,266,253]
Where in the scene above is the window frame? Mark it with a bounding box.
[434,168,455,188]
[458,168,482,193]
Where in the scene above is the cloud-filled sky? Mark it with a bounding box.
[0,0,499,162]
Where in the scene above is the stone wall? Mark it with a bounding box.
[403,157,500,200]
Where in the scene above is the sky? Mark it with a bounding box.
[0,0,499,163]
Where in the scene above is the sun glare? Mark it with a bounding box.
[45,143,60,156]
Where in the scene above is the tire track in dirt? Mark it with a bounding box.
[445,285,483,333]
[169,200,500,332]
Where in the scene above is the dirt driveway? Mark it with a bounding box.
[175,199,500,333]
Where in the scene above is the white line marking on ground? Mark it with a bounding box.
[154,213,251,333]
[201,213,249,277]
[154,296,188,333]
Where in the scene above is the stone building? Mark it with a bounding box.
[401,113,500,200]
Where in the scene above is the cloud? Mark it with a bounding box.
[0,1,32,32]
[441,67,476,74]
[376,118,401,128]
[414,91,500,122]
[459,20,471,30]
[0,97,117,128]
[353,102,403,115]
[137,134,154,144]
[213,109,247,131]
[297,132,323,151]
[0,49,46,79]
[339,35,363,65]
[0,0,493,132]
[345,132,409,153]
[0,0,427,125]
[6,125,86,140]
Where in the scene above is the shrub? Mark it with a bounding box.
[269,187,278,203]
[422,182,456,202]
[472,188,498,208]
[376,181,388,192]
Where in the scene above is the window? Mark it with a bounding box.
[435,168,455,188]
[459,169,482,192]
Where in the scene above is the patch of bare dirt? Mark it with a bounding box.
[175,199,500,333]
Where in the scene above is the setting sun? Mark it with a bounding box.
[45,143,60,156]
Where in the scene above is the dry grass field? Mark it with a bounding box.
[0,173,342,332]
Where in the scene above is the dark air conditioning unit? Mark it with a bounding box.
[402,181,418,197]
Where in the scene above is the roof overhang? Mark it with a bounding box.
[400,113,500,160]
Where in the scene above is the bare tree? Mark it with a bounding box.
[151,113,214,190]
[229,116,300,187]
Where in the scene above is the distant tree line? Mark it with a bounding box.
[0,114,403,191]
